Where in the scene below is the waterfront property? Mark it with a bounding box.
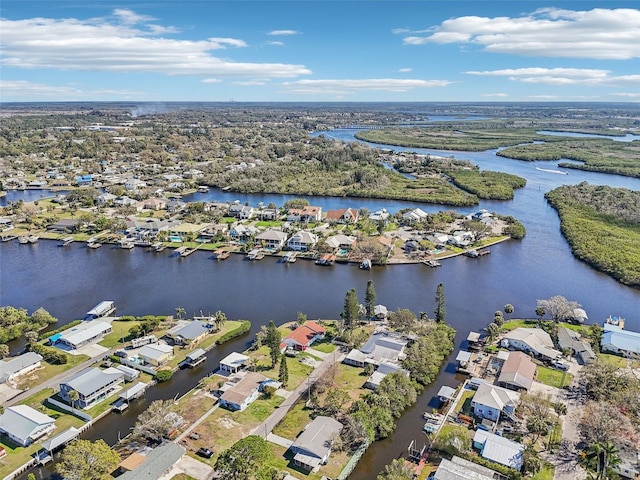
[433,455,503,480]
[85,300,116,319]
[183,348,207,368]
[287,230,318,251]
[219,352,249,374]
[601,323,640,359]
[0,405,56,447]
[343,331,408,367]
[280,321,326,352]
[114,364,140,382]
[289,416,343,472]
[255,229,288,251]
[52,320,112,350]
[60,367,125,409]
[117,442,186,480]
[501,327,562,361]
[0,352,43,384]
[165,320,210,346]
[218,371,269,411]
[471,383,520,423]
[137,344,174,366]
[364,362,410,390]
[325,207,358,224]
[497,351,537,391]
[557,327,597,364]
[473,429,524,470]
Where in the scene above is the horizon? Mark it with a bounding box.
[1,1,639,103]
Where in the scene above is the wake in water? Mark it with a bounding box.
[536,167,568,175]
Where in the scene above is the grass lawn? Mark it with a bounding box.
[173,388,216,425]
[99,320,144,348]
[269,443,349,480]
[170,475,197,480]
[272,400,313,440]
[532,461,555,480]
[597,353,628,368]
[310,339,336,354]
[15,354,89,390]
[536,366,573,388]
[454,390,475,414]
[255,220,283,228]
[501,319,539,331]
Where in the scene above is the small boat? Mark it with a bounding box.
[197,186,209,193]
[87,241,102,249]
[151,242,166,252]
[58,236,74,247]
[282,251,297,263]
[536,166,568,175]
[423,259,441,267]
[464,249,479,258]
[18,236,29,244]
[315,253,336,266]
[477,248,491,256]
[360,259,372,270]
[606,315,625,329]
[213,248,230,260]
[120,240,135,249]
[247,248,265,260]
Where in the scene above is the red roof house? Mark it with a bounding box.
[281,321,327,351]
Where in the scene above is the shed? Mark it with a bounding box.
[220,352,249,373]
[119,382,148,401]
[115,364,140,382]
[437,386,457,402]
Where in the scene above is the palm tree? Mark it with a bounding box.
[484,322,500,344]
[504,304,514,320]
[586,441,620,479]
[214,310,227,331]
[68,389,80,415]
[175,307,186,320]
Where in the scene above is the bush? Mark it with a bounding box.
[155,370,173,382]
[216,320,251,345]
[28,343,68,364]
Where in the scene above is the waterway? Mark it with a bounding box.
[2,128,640,480]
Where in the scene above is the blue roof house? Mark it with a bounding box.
[601,324,640,359]
[76,174,93,187]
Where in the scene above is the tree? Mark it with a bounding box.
[278,353,289,387]
[25,331,38,345]
[0,344,8,359]
[175,307,186,320]
[132,399,175,442]
[493,310,504,327]
[56,439,120,480]
[522,445,543,476]
[31,307,57,325]
[214,435,273,480]
[432,424,471,457]
[535,306,546,322]
[266,320,281,368]
[365,280,376,320]
[434,283,446,323]
[376,372,417,418]
[584,441,621,480]
[504,303,514,320]
[214,310,227,330]
[484,322,500,343]
[536,295,580,322]
[376,459,414,480]
[388,308,417,333]
[341,288,359,334]
[296,311,307,325]
[68,389,79,414]
[578,401,637,447]
[322,388,350,416]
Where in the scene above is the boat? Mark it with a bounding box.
[120,241,135,249]
[464,249,479,258]
[247,248,265,260]
[477,248,491,256]
[536,166,568,175]
[85,300,116,320]
[423,259,441,267]
[315,253,336,266]
[360,259,372,270]
[18,235,29,244]
[197,185,209,193]
[213,248,230,260]
[282,251,297,263]
[606,315,625,329]
[87,241,102,249]
[58,236,74,247]
[151,242,166,252]
[27,235,39,243]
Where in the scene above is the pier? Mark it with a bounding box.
[180,243,204,257]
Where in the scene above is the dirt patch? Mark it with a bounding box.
[217,415,239,429]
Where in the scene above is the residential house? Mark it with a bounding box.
[0,405,56,447]
[219,352,249,374]
[0,217,14,231]
[218,372,269,411]
[53,320,112,350]
[166,199,186,213]
[286,206,323,223]
[138,197,167,211]
[557,327,597,364]
[497,351,537,391]
[364,362,409,390]
[137,344,174,366]
[343,332,408,367]
[287,230,318,251]
[256,229,289,251]
[168,222,209,240]
[402,208,429,223]
[96,192,117,206]
[281,321,326,351]
[114,196,138,207]
[0,352,43,384]
[228,204,255,220]
[325,234,357,250]
[165,320,210,346]
[325,208,358,224]
[125,178,147,191]
[369,209,390,225]
[433,456,503,480]
[448,230,474,248]
[501,328,562,361]
[229,224,258,243]
[114,364,140,382]
[76,174,93,187]
[117,443,186,480]
[60,367,125,409]
[601,324,640,359]
[473,430,524,470]
[289,416,343,472]
[47,218,80,233]
[373,305,388,321]
[471,383,520,422]
[255,207,279,221]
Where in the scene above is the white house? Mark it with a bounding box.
[137,344,174,366]
[402,208,429,223]
[501,327,562,361]
[601,324,640,359]
[0,405,56,446]
[473,430,524,470]
[256,229,289,251]
[228,204,255,220]
[325,234,357,250]
[125,178,147,191]
[343,332,408,367]
[219,352,249,374]
[0,352,43,384]
[287,230,318,251]
[54,320,113,350]
[365,362,410,390]
[289,416,343,472]
[218,372,268,411]
[471,383,520,422]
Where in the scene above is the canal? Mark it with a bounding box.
[1,129,640,479]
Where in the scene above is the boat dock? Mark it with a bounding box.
[213,248,231,260]
[85,300,116,320]
[58,236,74,247]
[1,234,17,242]
[180,243,203,257]
[282,251,297,263]
[151,242,166,252]
[315,253,336,266]
[423,259,441,267]
[247,248,265,260]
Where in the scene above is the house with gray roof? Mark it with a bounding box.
[137,344,174,366]
[287,230,318,251]
[60,367,125,409]
[55,320,112,350]
[118,442,185,480]
[471,383,520,422]
[365,362,410,390]
[473,430,524,470]
[255,229,288,251]
[289,416,343,472]
[601,324,640,359]
[501,327,562,361]
[557,327,597,364]
[0,405,56,446]
[433,455,502,480]
[165,320,210,346]
[0,352,43,384]
[343,332,408,367]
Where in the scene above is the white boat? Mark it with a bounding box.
[197,186,209,193]
[282,252,297,263]
[360,259,372,270]
[120,240,135,249]
[58,236,74,247]
[247,249,265,260]
[536,167,568,175]
[87,241,102,249]
[18,236,29,244]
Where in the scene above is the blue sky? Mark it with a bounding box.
[1,1,639,102]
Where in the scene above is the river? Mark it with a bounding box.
[1,129,640,479]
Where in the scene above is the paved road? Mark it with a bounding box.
[252,349,345,439]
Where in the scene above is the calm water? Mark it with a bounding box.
[2,129,640,479]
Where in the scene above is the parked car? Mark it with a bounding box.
[551,360,569,371]
[114,350,128,358]
[196,447,214,459]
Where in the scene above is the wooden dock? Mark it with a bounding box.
[213,248,231,260]
[180,243,203,257]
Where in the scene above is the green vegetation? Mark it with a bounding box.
[545,183,640,287]
[154,369,173,382]
[449,170,527,200]
[38,320,82,341]
[216,320,251,344]
[536,366,573,388]
[0,306,57,344]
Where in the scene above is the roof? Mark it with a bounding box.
[256,229,288,241]
[367,363,409,388]
[220,372,268,406]
[455,350,472,363]
[283,321,326,348]
[473,430,524,470]
[498,351,536,390]
[86,301,115,316]
[138,343,174,360]
[291,416,343,462]
[59,320,112,347]
[467,332,482,342]
[167,320,209,341]
[438,386,457,400]
[62,367,125,396]
[0,352,43,383]
[325,234,357,248]
[325,208,357,221]
[473,383,520,411]
[357,332,408,363]
[434,456,498,480]
[115,364,139,377]
[0,405,55,444]
[120,382,148,400]
[41,427,81,452]
[220,352,249,368]
[504,327,562,359]
[187,348,207,361]
[602,325,640,354]
[118,443,186,480]
[119,452,147,472]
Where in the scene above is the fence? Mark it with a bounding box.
[337,441,370,480]
[46,397,93,421]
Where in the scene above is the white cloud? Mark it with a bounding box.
[0,80,140,99]
[398,68,412,73]
[281,78,450,95]
[404,8,640,59]
[234,81,267,86]
[611,93,640,98]
[113,9,155,25]
[0,11,311,78]
[267,41,285,46]
[267,30,299,36]
[202,78,222,83]
[465,67,640,87]
[482,93,509,98]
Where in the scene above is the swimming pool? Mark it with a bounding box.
[170,236,183,243]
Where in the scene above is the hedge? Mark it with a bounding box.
[28,343,68,364]
[155,370,173,382]
[216,320,251,345]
